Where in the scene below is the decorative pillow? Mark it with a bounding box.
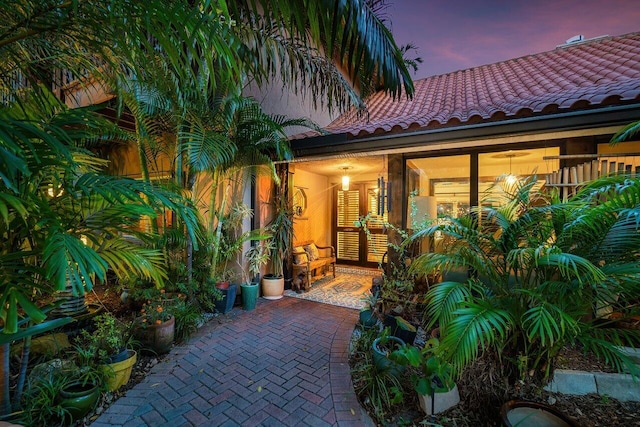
[304,243,320,261]
[293,252,308,265]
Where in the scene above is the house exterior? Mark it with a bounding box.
[288,32,640,268]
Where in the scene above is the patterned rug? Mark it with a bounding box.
[284,267,378,310]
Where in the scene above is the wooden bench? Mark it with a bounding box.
[292,241,336,291]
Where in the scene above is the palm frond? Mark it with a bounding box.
[442,301,513,375]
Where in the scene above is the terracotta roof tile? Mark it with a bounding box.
[325,32,640,138]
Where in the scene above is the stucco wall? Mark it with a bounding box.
[291,168,331,247]
[243,80,336,136]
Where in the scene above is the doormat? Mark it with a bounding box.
[284,271,376,310]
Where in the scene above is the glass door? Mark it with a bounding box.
[335,183,387,267]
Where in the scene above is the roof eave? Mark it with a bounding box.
[292,103,640,157]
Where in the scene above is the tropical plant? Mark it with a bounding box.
[242,238,273,285]
[350,327,406,423]
[265,166,295,278]
[409,174,640,383]
[171,299,201,343]
[356,203,431,318]
[79,313,134,363]
[391,338,455,396]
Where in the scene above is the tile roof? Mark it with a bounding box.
[324,32,640,139]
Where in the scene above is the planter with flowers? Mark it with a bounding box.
[80,313,136,391]
[132,289,177,355]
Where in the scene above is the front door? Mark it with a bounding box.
[334,182,387,267]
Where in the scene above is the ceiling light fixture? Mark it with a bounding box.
[342,167,350,191]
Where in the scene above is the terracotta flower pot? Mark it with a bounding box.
[134,315,175,355]
[261,275,284,300]
[501,400,578,427]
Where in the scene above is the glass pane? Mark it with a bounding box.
[406,154,471,221]
[406,154,471,254]
[478,147,559,207]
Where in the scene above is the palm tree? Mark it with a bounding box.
[0,1,415,413]
[410,175,640,384]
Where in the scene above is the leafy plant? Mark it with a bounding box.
[171,299,201,343]
[242,238,273,284]
[138,289,179,327]
[392,338,455,396]
[80,313,134,363]
[350,327,406,423]
[19,374,71,427]
[265,168,295,278]
[410,174,640,382]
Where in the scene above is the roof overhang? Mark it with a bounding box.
[290,104,640,161]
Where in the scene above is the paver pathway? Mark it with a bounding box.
[92,297,372,426]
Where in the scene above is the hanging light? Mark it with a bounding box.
[505,153,517,186]
[341,167,350,191]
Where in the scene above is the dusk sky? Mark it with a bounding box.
[387,0,640,80]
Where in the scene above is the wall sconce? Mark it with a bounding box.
[341,167,351,191]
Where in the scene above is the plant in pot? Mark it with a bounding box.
[79,313,136,391]
[371,328,406,377]
[359,291,380,329]
[391,338,459,416]
[209,203,270,311]
[133,289,177,355]
[56,344,106,423]
[262,172,294,300]
[240,237,273,311]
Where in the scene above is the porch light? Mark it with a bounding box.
[341,167,350,191]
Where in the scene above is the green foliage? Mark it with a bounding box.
[350,328,406,423]
[79,313,134,363]
[171,299,201,343]
[410,174,640,382]
[19,374,71,427]
[391,338,455,396]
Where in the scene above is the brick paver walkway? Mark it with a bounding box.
[92,297,372,427]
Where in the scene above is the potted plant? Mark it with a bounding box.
[262,178,294,300]
[359,292,380,329]
[80,313,136,391]
[384,314,418,345]
[240,237,273,311]
[371,329,406,377]
[133,289,177,355]
[57,345,105,423]
[391,338,459,416]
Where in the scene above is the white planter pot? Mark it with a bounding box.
[418,384,460,415]
[261,275,284,300]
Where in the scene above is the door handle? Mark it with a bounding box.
[342,227,358,232]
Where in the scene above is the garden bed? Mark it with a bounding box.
[350,329,640,427]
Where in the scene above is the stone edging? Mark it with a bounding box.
[545,369,640,402]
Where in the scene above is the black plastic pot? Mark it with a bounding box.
[384,314,417,345]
